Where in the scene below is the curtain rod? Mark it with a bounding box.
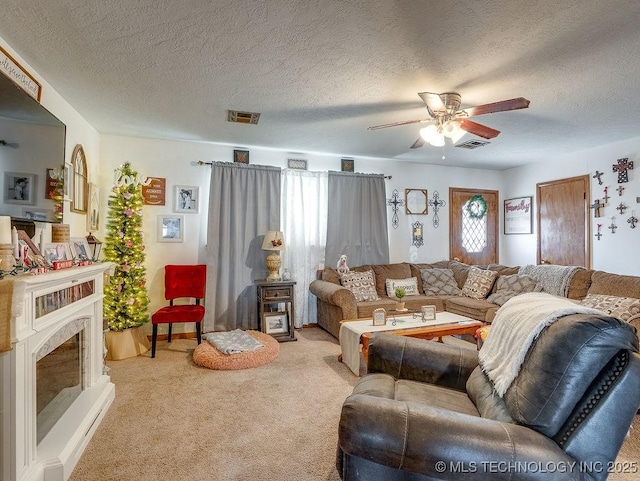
[196,160,391,179]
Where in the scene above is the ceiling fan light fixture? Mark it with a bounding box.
[429,133,445,147]
[419,124,438,142]
[442,120,460,138]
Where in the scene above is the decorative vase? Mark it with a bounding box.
[105,326,150,360]
[396,301,405,311]
[282,268,291,281]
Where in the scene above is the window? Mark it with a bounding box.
[70,145,88,213]
[461,200,487,253]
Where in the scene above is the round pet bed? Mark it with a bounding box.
[193,330,279,370]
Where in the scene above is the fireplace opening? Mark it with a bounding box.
[36,330,84,444]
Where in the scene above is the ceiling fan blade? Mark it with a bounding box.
[464,97,530,117]
[418,92,446,112]
[458,119,500,139]
[367,119,426,130]
[410,137,425,149]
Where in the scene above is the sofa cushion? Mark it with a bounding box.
[420,268,462,296]
[340,270,379,302]
[461,267,497,299]
[448,260,475,288]
[566,268,592,300]
[486,274,540,306]
[385,277,420,297]
[580,293,640,322]
[589,270,640,299]
[371,263,412,297]
[322,264,372,285]
[410,262,450,293]
[446,296,497,321]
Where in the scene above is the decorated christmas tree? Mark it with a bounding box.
[103,162,150,331]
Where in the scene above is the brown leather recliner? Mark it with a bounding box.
[337,313,640,481]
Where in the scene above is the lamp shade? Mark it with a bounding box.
[261,231,285,251]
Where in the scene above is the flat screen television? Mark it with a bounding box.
[0,72,66,223]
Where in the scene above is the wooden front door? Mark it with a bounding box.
[537,175,590,268]
[449,188,499,265]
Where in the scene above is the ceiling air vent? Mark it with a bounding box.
[227,110,260,125]
[455,139,490,149]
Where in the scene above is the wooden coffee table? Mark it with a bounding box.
[342,312,482,363]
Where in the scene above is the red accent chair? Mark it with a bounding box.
[151,265,206,358]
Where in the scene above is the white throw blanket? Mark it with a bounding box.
[518,264,582,297]
[479,292,602,396]
[203,329,264,355]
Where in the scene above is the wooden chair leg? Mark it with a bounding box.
[196,322,202,344]
[168,323,172,343]
[152,324,158,358]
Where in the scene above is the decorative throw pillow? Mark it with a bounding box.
[385,277,419,297]
[420,268,462,296]
[487,274,540,306]
[340,270,379,302]
[461,267,498,299]
[580,294,640,321]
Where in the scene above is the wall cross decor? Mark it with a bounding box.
[595,224,603,241]
[602,186,610,204]
[592,170,604,185]
[613,158,634,183]
[616,202,627,215]
[590,199,603,218]
[428,190,446,228]
[608,218,617,234]
[387,189,405,229]
[617,186,625,196]
[628,214,638,229]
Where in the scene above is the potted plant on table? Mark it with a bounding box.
[394,287,406,311]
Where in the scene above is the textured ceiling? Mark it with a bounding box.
[1,1,640,170]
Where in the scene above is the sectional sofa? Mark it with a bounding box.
[309,260,640,339]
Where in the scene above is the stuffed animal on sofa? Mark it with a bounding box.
[336,254,350,275]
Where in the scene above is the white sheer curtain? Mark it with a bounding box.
[281,170,328,328]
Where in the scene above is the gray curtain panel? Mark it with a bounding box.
[325,171,389,268]
[204,162,281,332]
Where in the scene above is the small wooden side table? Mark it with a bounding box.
[255,280,297,342]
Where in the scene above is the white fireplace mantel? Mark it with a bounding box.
[0,263,115,481]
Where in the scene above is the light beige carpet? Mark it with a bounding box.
[69,329,639,481]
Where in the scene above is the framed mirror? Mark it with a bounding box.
[70,144,88,213]
[405,188,428,215]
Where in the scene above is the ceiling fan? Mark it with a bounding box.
[368,92,530,149]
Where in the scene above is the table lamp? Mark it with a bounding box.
[261,230,285,281]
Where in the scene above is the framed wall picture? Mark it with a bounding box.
[87,183,101,231]
[341,158,354,172]
[142,177,166,206]
[264,312,289,335]
[174,185,199,213]
[234,149,250,164]
[157,215,184,243]
[504,196,533,235]
[287,158,308,170]
[372,308,387,326]
[405,188,428,215]
[3,172,36,205]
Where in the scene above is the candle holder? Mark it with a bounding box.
[0,243,17,272]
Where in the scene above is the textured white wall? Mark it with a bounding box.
[501,137,640,275]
